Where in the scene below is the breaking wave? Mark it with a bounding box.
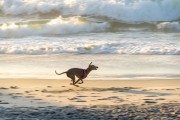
[0,0,180,22]
[0,16,180,38]
[0,16,109,37]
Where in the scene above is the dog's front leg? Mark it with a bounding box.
[78,80,83,84]
[74,78,82,85]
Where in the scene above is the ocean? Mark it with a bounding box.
[0,0,180,80]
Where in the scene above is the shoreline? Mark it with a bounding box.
[1,54,180,80]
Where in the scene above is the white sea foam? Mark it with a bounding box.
[0,0,180,22]
[157,22,180,31]
[1,36,180,55]
[0,16,109,37]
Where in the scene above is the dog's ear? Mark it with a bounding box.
[89,62,92,66]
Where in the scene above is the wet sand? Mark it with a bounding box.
[0,79,180,119]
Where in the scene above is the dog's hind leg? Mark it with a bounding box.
[67,74,75,85]
[69,77,79,87]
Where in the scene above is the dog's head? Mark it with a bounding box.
[88,62,98,70]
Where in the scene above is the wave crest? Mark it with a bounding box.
[157,22,180,31]
[1,0,180,22]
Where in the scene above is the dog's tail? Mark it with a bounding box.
[55,70,66,75]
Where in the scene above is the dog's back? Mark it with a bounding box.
[67,68,84,78]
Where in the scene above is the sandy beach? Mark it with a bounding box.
[0,79,180,119]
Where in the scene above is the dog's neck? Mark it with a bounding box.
[85,67,92,75]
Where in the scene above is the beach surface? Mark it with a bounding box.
[1,0,180,119]
[0,79,180,119]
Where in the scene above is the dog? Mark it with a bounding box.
[55,62,98,86]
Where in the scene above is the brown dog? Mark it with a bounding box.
[55,62,98,86]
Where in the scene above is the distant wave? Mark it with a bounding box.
[1,0,180,22]
[1,36,180,55]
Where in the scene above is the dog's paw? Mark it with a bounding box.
[78,82,83,84]
[74,85,79,87]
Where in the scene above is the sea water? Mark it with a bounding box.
[0,0,180,80]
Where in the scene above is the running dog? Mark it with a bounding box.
[55,62,98,86]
